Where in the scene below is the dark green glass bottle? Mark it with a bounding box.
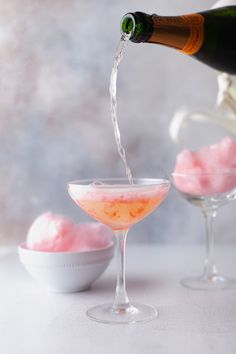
[121,6,236,74]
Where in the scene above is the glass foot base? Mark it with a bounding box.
[87,303,158,324]
[181,274,236,290]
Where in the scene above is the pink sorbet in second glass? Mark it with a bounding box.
[173,136,236,195]
[26,212,113,252]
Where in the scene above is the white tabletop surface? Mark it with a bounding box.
[0,244,236,354]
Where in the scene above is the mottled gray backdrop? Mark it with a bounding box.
[1,0,235,246]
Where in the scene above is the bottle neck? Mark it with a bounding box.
[121,12,205,55]
[121,12,153,43]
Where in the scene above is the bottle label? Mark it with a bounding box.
[152,13,204,55]
[181,14,204,55]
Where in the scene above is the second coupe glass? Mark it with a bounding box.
[172,172,236,290]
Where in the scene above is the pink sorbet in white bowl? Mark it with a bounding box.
[18,212,114,293]
[26,212,113,252]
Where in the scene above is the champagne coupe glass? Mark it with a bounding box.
[172,171,236,290]
[68,178,170,324]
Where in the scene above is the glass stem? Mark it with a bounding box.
[112,229,131,313]
[202,209,219,280]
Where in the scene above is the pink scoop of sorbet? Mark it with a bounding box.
[26,212,113,252]
[173,136,236,195]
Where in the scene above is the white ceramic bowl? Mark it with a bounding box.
[18,243,114,293]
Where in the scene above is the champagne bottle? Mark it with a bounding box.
[121,6,236,74]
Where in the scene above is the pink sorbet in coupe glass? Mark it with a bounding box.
[173,136,236,195]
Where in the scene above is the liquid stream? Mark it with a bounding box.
[110,33,133,184]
